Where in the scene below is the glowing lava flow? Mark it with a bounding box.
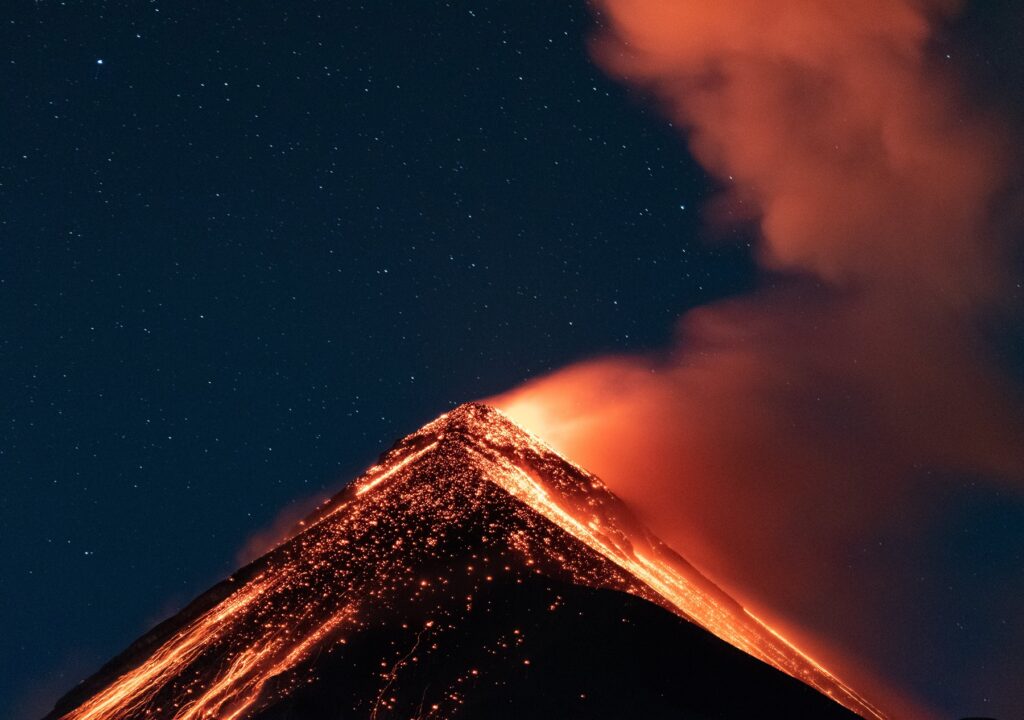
[477,448,884,719]
[52,403,882,720]
[460,407,886,720]
[355,441,440,497]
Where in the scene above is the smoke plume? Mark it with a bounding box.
[491,1,1024,716]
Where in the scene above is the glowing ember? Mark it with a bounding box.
[51,403,883,719]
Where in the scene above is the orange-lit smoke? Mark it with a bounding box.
[236,492,331,565]
[491,1,1024,716]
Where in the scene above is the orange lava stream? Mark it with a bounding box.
[61,550,363,720]
[184,606,357,720]
[469,409,887,720]
[62,575,282,720]
[519,464,883,717]
[355,441,440,497]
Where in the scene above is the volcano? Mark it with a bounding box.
[45,403,882,719]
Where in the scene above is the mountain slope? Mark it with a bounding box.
[46,403,879,719]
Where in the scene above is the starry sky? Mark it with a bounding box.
[2,2,1022,719]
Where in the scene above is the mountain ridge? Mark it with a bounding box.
[46,403,878,720]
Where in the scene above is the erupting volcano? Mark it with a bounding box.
[46,404,883,719]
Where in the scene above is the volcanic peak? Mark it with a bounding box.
[341,402,597,507]
[47,402,882,720]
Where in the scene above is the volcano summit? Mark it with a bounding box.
[46,403,881,719]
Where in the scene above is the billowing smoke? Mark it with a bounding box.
[490,1,1023,715]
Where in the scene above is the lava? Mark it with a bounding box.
[50,404,882,719]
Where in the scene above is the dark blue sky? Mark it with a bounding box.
[1,2,753,715]
[2,2,1021,719]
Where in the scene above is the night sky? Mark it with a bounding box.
[2,2,1022,719]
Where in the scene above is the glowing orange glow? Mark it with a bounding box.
[62,575,284,720]
[57,404,884,720]
[355,441,440,497]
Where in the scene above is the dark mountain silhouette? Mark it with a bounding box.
[46,403,877,719]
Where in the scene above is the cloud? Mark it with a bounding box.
[490,1,1024,715]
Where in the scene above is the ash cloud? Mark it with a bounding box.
[492,1,1024,716]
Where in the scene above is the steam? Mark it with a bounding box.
[491,1,1023,715]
